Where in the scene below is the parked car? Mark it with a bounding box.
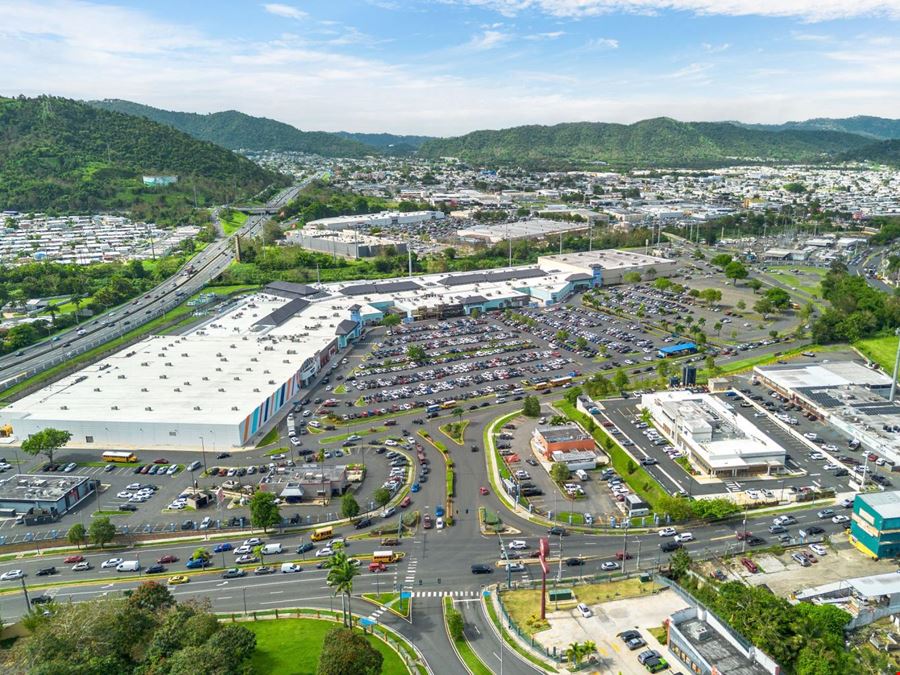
[740,558,759,573]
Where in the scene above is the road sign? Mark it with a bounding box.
[400,591,411,599]
[359,617,376,627]
[482,590,491,597]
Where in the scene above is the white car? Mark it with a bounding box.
[243,538,263,547]
[658,527,677,537]
[384,439,398,447]
[302,410,312,417]
[508,540,528,550]
[809,543,828,556]
[234,545,252,555]
[315,547,333,558]
[803,432,818,441]
[436,517,444,530]
[0,569,24,581]
[576,602,593,618]
[505,562,525,572]
[600,561,620,571]
[116,491,133,499]
[126,483,142,491]
[101,558,124,569]
[674,533,694,544]
[72,561,91,571]
[381,507,397,519]
[831,514,850,524]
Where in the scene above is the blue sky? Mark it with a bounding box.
[1,0,899,135]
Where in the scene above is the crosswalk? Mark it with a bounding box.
[408,590,479,598]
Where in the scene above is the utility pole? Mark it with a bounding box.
[889,327,900,402]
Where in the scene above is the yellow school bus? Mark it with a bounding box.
[311,526,333,542]
[372,550,398,564]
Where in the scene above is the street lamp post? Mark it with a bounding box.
[199,437,207,472]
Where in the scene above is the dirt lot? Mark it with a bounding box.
[712,537,896,596]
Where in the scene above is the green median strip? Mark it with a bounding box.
[483,594,557,672]
[444,596,493,675]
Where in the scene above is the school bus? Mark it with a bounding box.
[102,451,137,463]
[372,550,399,564]
[533,382,551,391]
[550,376,572,387]
[311,526,333,542]
[440,400,458,410]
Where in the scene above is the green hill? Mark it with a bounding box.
[840,139,900,166]
[334,131,434,155]
[91,99,375,158]
[0,95,282,221]
[738,116,900,140]
[417,117,874,167]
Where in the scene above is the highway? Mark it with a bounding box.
[0,181,310,395]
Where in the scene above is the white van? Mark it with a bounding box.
[575,469,589,481]
[261,543,283,555]
[116,560,141,572]
[280,563,301,573]
[187,461,202,471]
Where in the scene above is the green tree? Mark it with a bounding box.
[563,386,583,406]
[192,547,211,562]
[576,336,588,350]
[20,427,72,465]
[323,550,360,627]
[754,297,774,315]
[522,395,541,417]
[622,271,642,284]
[613,368,629,391]
[765,286,792,309]
[447,605,464,641]
[736,299,746,311]
[373,487,391,507]
[710,253,733,268]
[699,288,722,306]
[127,581,175,613]
[550,462,571,483]
[214,623,257,665]
[407,344,427,363]
[555,329,570,342]
[67,522,86,549]
[670,547,692,579]
[747,278,763,293]
[452,406,464,422]
[713,321,723,336]
[340,493,360,520]
[724,261,749,284]
[381,313,401,330]
[317,627,383,675]
[249,491,281,533]
[656,360,671,381]
[88,516,116,548]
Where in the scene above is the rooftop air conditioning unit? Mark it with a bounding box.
[159,374,167,379]
[253,388,260,392]
[174,387,181,392]
[231,406,239,411]
[202,376,208,381]
[193,406,201,411]
[111,405,118,410]
[93,388,101,392]
[251,357,258,362]
[141,387,148,392]
[216,367,222,372]
[118,374,126,379]
[141,362,149,367]
[145,406,152,411]
[234,376,240,381]
[60,405,68,410]
[246,367,252,372]
[165,362,173,367]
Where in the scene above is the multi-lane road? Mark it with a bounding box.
[0,181,313,394]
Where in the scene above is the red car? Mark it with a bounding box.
[157,554,179,564]
[615,550,633,560]
[740,558,759,574]
[153,458,169,465]
[368,562,387,572]
[400,496,412,508]
[423,515,433,529]
[480,487,489,495]
[735,530,751,541]
[64,555,85,564]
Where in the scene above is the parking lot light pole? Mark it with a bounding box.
[889,327,900,403]
[199,437,207,472]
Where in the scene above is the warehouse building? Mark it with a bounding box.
[286,227,408,258]
[457,218,591,244]
[537,249,677,286]
[307,210,445,231]
[0,473,95,517]
[850,491,900,559]
[753,361,900,464]
[642,391,786,477]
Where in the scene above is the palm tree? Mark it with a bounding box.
[324,550,359,628]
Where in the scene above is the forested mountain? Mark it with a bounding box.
[738,115,900,140]
[417,117,874,167]
[840,139,900,166]
[334,131,434,154]
[0,95,282,221]
[90,99,375,158]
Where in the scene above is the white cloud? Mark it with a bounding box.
[702,42,729,52]
[263,3,307,20]
[586,37,619,49]
[447,0,900,21]
[525,30,566,39]
[464,29,511,49]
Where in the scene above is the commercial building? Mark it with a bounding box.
[285,227,408,258]
[849,491,900,559]
[3,253,663,451]
[753,361,900,464]
[532,424,596,460]
[536,249,677,286]
[0,473,95,517]
[641,391,786,477]
[306,210,445,231]
[667,605,779,675]
[456,218,590,244]
[658,342,697,359]
[549,449,598,470]
[259,464,350,502]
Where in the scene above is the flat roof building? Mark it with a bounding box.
[794,567,900,628]
[754,361,900,464]
[457,218,590,244]
[850,491,900,560]
[668,605,778,675]
[642,391,786,477]
[537,249,677,286]
[0,473,95,517]
[533,424,595,459]
[550,449,598,470]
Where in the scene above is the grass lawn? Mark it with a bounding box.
[256,427,280,447]
[220,210,249,236]
[246,618,409,675]
[319,427,386,445]
[333,384,347,395]
[439,420,469,445]
[364,591,410,617]
[557,511,585,525]
[766,266,825,295]
[856,334,899,372]
[648,625,668,645]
